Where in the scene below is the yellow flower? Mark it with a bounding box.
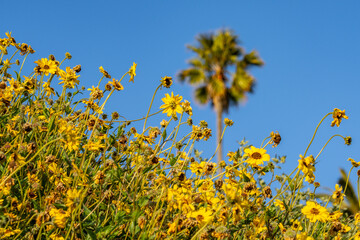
[354,232,360,240]
[274,199,286,211]
[49,208,70,228]
[187,207,212,224]
[34,58,57,76]
[181,100,192,115]
[224,118,234,126]
[328,210,342,222]
[278,223,286,234]
[66,188,81,210]
[83,139,105,152]
[161,76,172,88]
[331,108,348,127]
[99,66,111,78]
[49,233,65,240]
[244,146,270,167]
[301,201,329,223]
[128,62,137,82]
[332,184,344,205]
[109,78,124,91]
[59,66,80,89]
[296,232,314,240]
[0,227,21,239]
[355,212,360,224]
[349,158,360,167]
[291,219,303,231]
[160,92,183,117]
[88,86,103,100]
[43,82,55,97]
[298,155,315,175]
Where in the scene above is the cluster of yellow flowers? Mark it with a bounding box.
[0,32,359,239]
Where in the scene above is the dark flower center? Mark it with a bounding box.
[251,152,262,159]
[197,215,204,222]
[310,208,320,215]
[44,65,50,70]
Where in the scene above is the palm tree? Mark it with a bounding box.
[178,29,263,164]
[337,168,359,215]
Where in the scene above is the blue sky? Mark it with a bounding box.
[3,1,360,191]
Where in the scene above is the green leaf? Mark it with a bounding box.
[162,129,167,140]
[170,156,177,166]
[85,230,97,240]
[96,225,114,237]
[115,211,127,223]
[138,196,149,208]
[242,172,250,182]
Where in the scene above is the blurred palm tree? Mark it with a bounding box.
[178,29,263,164]
[317,168,359,215]
[338,168,359,215]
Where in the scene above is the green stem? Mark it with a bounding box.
[314,134,344,161]
[303,112,332,156]
[143,84,161,131]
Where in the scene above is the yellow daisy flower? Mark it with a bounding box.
[244,146,270,167]
[34,58,57,76]
[187,207,212,224]
[160,92,183,117]
[331,108,348,127]
[59,66,80,89]
[301,201,329,223]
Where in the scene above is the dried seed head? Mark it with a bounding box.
[137,216,146,229]
[262,186,272,198]
[214,179,223,190]
[345,136,352,146]
[73,65,81,73]
[178,172,185,182]
[105,83,112,91]
[270,131,281,147]
[49,54,56,61]
[111,111,119,120]
[23,122,33,132]
[0,81,6,89]
[0,152,5,162]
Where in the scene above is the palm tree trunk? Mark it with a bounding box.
[214,97,223,166]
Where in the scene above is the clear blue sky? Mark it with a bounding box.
[3,1,360,191]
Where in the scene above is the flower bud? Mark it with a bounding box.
[65,52,72,59]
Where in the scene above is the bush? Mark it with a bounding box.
[0,32,358,239]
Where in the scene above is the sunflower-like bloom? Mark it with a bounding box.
[187,207,213,224]
[66,188,81,210]
[298,155,315,175]
[331,108,348,127]
[49,208,70,228]
[332,184,344,205]
[160,92,183,117]
[34,58,57,76]
[301,201,329,223]
[59,67,80,89]
[244,146,270,167]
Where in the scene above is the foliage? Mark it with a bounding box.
[0,32,359,240]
